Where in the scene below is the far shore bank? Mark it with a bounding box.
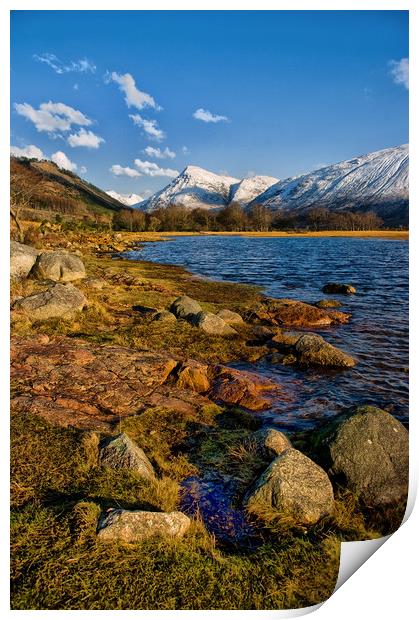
[154,229,408,240]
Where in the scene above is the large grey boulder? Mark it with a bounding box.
[251,428,292,459]
[216,309,244,326]
[322,283,356,295]
[97,509,191,542]
[191,311,238,336]
[169,295,202,319]
[33,250,86,282]
[314,405,408,507]
[13,283,87,320]
[99,433,155,480]
[245,448,334,526]
[295,334,356,368]
[10,241,39,279]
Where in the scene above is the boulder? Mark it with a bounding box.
[13,283,87,321]
[322,283,356,295]
[216,309,244,326]
[251,428,292,459]
[153,310,177,323]
[315,299,342,309]
[270,330,303,348]
[97,509,191,542]
[99,433,156,480]
[33,251,86,282]
[169,295,202,319]
[244,448,334,526]
[191,311,238,337]
[295,334,356,368]
[314,405,408,507]
[10,241,39,279]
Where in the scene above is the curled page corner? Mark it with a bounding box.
[333,536,390,593]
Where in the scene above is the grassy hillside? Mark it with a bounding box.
[10,156,125,224]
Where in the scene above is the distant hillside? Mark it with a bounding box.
[10,156,126,221]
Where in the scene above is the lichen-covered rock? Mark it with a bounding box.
[251,428,292,459]
[153,310,177,323]
[32,251,86,282]
[216,309,244,326]
[322,283,356,295]
[10,241,39,279]
[191,311,238,337]
[244,449,334,525]
[314,405,408,507]
[13,283,87,321]
[97,509,191,542]
[295,334,356,368]
[169,295,202,319]
[99,433,155,480]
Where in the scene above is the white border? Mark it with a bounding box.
[2,2,416,618]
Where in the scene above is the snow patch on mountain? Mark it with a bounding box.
[138,165,240,211]
[252,144,409,214]
[106,190,144,206]
[229,175,279,206]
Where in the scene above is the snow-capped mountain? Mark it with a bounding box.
[252,144,409,217]
[136,145,408,223]
[106,190,144,206]
[138,166,240,211]
[229,175,279,206]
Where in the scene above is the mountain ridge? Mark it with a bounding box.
[136,144,408,224]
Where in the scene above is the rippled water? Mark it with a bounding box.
[127,235,408,432]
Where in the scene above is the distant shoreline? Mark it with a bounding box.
[153,230,409,240]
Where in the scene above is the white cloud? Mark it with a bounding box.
[108,71,160,111]
[14,101,92,133]
[129,114,165,141]
[389,58,409,90]
[110,164,141,178]
[73,83,79,90]
[144,146,175,159]
[181,146,190,155]
[10,144,44,160]
[67,129,105,149]
[34,53,96,74]
[80,166,87,174]
[134,159,178,178]
[51,151,77,171]
[193,108,229,123]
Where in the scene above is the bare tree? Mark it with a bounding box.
[10,170,36,242]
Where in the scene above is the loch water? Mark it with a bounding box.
[127,235,408,433]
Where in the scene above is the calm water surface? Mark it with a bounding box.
[126,236,408,432]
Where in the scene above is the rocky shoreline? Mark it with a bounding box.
[10,231,409,609]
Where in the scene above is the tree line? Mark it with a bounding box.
[113,202,385,232]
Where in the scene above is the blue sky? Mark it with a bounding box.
[11,10,408,201]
